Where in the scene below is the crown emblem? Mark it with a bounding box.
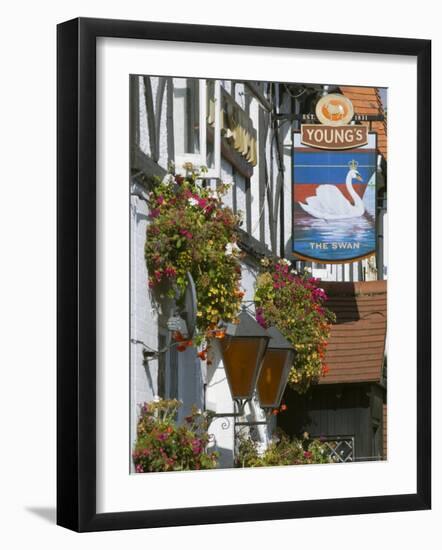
[348,160,359,170]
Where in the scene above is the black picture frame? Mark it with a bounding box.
[57,17,431,532]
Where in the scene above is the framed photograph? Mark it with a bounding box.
[57,17,431,532]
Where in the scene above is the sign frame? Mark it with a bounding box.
[292,129,379,264]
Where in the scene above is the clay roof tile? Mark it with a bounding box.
[319,280,387,385]
[339,86,387,159]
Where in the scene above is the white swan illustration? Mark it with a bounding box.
[298,160,365,220]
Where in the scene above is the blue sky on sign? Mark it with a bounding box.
[293,151,377,185]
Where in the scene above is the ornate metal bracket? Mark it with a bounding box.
[206,398,250,420]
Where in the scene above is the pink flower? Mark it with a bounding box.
[156,195,165,205]
[304,451,312,459]
[164,266,177,278]
[312,287,327,301]
[148,208,160,219]
[191,438,202,455]
[179,229,193,239]
[197,197,207,209]
[135,464,144,473]
[255,308,267,328]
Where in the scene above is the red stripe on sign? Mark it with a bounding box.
[294,183,366,205]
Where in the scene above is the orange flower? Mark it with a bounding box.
[214,330,226,339]
[198,351,207,360]
[177,344,187,352]
[272,409,279,416]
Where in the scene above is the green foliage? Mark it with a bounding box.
[133,399,218,472]
[254,258,335,392]
[145,169,244,348]
[236,430,332,468]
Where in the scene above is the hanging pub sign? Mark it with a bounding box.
[292,94,377,263]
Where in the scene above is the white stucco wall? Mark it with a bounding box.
[130,183,159,454]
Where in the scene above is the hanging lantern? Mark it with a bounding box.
[257,326,295,410]
[219,309,270,402]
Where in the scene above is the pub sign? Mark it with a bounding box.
[292,94,377,263]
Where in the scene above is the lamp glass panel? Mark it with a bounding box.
[220,336,267,399]
[257,350,290,408]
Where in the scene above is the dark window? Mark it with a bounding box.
[372,421,382,459]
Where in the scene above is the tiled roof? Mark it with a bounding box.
[339,86,387,160]
[319,281,387,385]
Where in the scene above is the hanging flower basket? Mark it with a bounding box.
[145,168,244,348]
[254,258,336,392]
